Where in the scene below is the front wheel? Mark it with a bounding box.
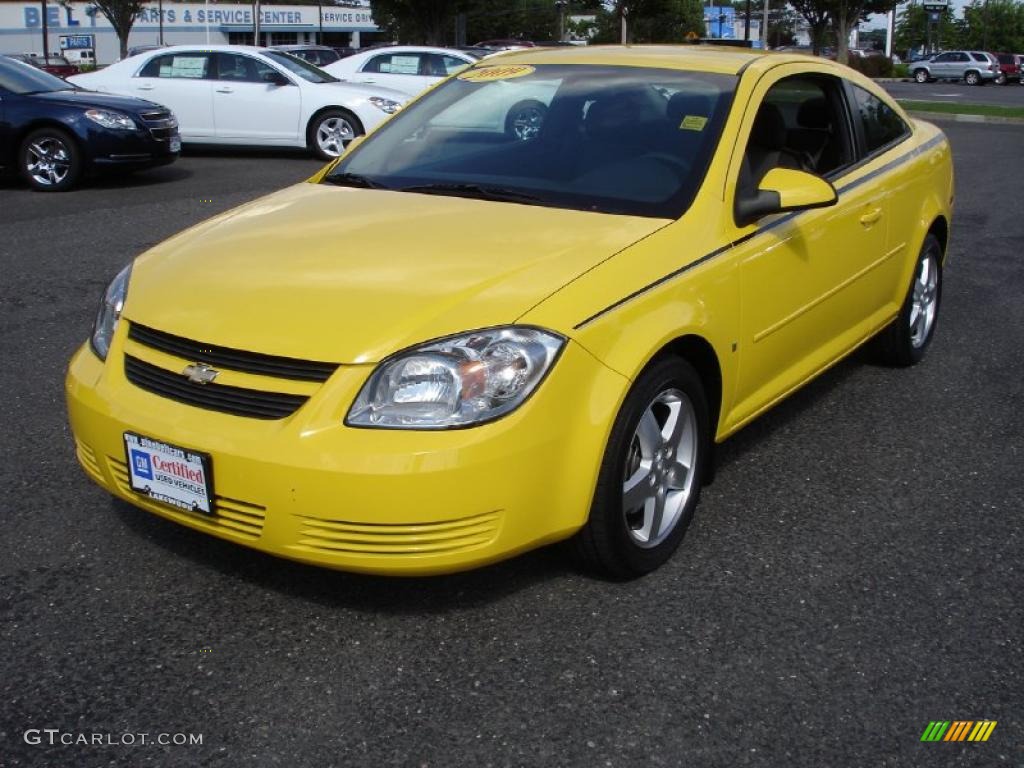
[571,357,710,578]
[913,69,930,83]
[307,109,364,160]
[873,233,943,367]
[19,127,82,191]
[504,100,547,141]
[995,72,1007,85]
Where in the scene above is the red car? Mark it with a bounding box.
[5,53,79,78]
[994,52,1021,84]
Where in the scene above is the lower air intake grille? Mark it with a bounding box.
[124,355,307,419]
[294,511,502,556]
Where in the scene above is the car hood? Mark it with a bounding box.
[126,182,666,364]
[317,79,410,103]
[31,87,160,114]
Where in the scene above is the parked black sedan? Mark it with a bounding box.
[0,56,180,191]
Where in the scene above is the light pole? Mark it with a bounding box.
[158,0,164,45]
[41,0,49,59]
[555,0,567,42]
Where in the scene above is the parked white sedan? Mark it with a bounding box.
[322,46,477,98]
[69,45,408,159]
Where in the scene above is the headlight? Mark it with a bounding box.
[347,327,564,429]
[368,96,402,114]
[90,264,131,360]
[84,109,137,130]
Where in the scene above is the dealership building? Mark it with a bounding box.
[0,1,385,64]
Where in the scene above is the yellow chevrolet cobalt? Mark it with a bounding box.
[66,46,953,577]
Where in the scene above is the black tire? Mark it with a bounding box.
[995,72,1007,85]
[964,70,981,85]
[19,127,82,192]
[873,233,943,367]
[504,99,547,141]
[913,69,930,83]
[306,109,364,161]
[570,356,711,579]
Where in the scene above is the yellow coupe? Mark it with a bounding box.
[66,46,953,577]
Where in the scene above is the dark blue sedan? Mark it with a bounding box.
[0,56,180,191]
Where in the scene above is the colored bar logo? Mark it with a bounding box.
[920,721,997,742]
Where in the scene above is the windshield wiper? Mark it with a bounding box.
[322,172,391,190]
[399,183,543,205]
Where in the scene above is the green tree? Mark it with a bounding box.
[957,0,1024,52]
[789,0,832,53]
[592,0,704,43]
[369,0,461,45]
[61,0,144,58]
[790,0,898,63]
[894,3,957,57]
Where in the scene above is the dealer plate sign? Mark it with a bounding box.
[123,432,214,515]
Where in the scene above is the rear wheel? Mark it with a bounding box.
[504,100,547,141]
[19,127,82,192]
[964,70,981,85]
[571,357,710,578]
[873,233,943,367]
[307,109,363,160]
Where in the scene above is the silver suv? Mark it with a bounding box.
[912,51,1001,85]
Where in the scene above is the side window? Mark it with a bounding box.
[970,53,987,62]
[932,53,951,62]
[216,53,278,83]
[363,53,421,75]
[852,86,909,154]
[954,52,970,62]
[139,53,210,79]
[440,55,471,75]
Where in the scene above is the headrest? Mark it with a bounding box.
[584,90,650,140]
[797,97,830,129]
[750,103,786,151]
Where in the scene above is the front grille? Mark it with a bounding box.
[294,510,502,556]
[108,457,266,539]
[124,355,307,419]
[138,109,178,141]
[129,322,338,383]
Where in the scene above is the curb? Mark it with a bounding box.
[904,109,1024,125]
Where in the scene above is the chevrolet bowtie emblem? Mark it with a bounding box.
[183,362,219,385]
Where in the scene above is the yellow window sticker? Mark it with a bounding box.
[457,64,536,83]
[680,115,708,131]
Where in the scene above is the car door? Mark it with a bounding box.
[212,53,300,142]
[727,69,889,424]
[132,52,214,138]
[928,52,953,78]
[354,51,428,95]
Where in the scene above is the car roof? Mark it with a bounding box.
[351,45,473,57]
[475,44,827,76]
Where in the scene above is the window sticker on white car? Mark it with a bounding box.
[457,65,536,83]
[381,55,419,75]
[161,56,207,79]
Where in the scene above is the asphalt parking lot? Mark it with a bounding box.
[884,79,1024,106]
[1,123,1022,767]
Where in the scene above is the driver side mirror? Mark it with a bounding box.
[262,70,291,86]
[735,168,838,227]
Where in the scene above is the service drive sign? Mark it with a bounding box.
[124,433,213,515]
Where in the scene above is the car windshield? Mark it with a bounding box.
[262,50,338,83]
[0,56,74,93]
[325,64,735,218]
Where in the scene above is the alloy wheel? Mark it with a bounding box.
[909,248,939,348]
[316,117,355,157]
[622,388,698,549]
[25,137,72,187]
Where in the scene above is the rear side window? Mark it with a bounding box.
[364,53,421,75]
[852,86,908,154]
[139,53,210,79]
[970,53,988,62]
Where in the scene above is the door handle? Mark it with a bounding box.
[215,87,233,94]
[360,78,376,83]
[859,208,883,226]
[136,84,154,90]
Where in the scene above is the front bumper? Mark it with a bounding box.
[66,332,627,575]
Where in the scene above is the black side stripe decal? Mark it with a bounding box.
[573,134,946,330]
